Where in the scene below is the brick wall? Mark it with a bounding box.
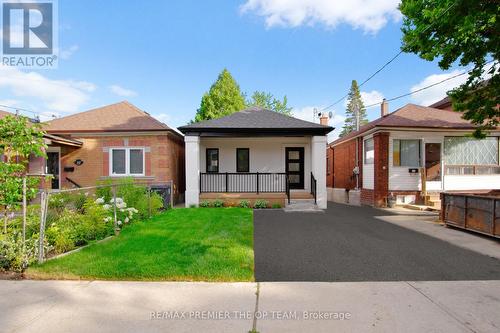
[326,147,334,187]
[59,133,184,199]
[361,188,374,206]
[329,138,362,190]
[373,132,389,207]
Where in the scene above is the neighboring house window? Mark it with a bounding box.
[444,137,500,175]
[110,148,144,176]
[393,139,421,167]
[364,138,374,164]
[206,148,219,173]
[236,148,249,172]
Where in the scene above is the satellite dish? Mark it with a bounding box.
[328,111,333,119]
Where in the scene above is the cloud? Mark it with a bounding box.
[240,0,401,33]
[153,113,171,123]
[361,90,384,107]
[410,70,468,106]
[0,65,96,113]
[109,85,137,97]
[0,99,20,108]
[59,45,79,60]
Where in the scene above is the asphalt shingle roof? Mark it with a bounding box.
[178,107,333,134]
[45,101,178,134]
[331,103,493,146]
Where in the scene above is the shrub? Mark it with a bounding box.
[96,178,163,219]
[271,203,282,209]
[238,200,250,208]
[212,199,224,208]
[53,230,75,254]
[189,204,197,208]
[199,201,210,208]
[253,199,269,209]
[0,232,49,272]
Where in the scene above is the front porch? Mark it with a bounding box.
[184,136,327,208]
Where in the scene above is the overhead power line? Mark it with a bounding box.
[364,60,495,109]
[320,1,458,112]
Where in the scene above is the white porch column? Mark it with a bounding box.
[185,135,200,207]
[312,135,328,209]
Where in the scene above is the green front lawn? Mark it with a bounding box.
[27,208,254,281]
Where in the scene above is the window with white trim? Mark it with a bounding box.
[364,138,374,164]
[110,148,145,176]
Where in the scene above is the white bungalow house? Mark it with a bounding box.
[178,107,333,209]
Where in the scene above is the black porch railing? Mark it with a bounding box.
[200,172,290,202]
[310,172,317,205]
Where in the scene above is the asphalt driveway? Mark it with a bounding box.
[253,202,500,282]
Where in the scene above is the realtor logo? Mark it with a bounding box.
[1,0,58,68]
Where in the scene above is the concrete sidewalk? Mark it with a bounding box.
[1,280,500,333]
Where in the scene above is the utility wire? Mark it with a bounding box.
[321,1,458,112]
[364,60,495,109]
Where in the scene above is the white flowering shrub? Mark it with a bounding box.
[93,197,139,229]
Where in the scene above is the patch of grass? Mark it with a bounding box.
[27,208,254,281]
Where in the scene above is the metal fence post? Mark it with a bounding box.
[225,172,228,193]
[112,185,118,234]
[22,177,27,245]
[256,172,259,194]
[38,190,49,264]
[148,187,152,218]
[170,180,174,209]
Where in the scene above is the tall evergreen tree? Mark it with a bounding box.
[339,80,368,137]
[194,69,246,122]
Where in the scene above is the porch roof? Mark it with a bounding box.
[178,107,333,136]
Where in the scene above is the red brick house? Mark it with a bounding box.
[327,99,500,208]
[22,101,184,200]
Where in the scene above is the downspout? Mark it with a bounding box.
[354,105,360,190]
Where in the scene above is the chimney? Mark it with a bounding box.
[320,113,329,126]
[381,99,389,117]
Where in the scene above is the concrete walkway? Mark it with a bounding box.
[2,280,500,333]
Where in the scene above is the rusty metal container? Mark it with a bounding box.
[442,192,500,238]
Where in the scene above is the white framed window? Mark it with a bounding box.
[364,138,374,164]
[110,148,145,176]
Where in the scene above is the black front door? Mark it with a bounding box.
[46,152,60,189]
[286,147,304,189]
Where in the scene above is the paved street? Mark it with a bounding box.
[254,203,500,281]
[2,280,500,333]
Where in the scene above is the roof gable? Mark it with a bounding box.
[178,107,333,135]
[45,101,175,133]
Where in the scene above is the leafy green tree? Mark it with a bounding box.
[247,91,293,115]
[339,80,368,137]
[400,0,499,138]
[194,69,246,122]
[0,115,46,233]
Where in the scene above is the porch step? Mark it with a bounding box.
[284,199,322,213]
